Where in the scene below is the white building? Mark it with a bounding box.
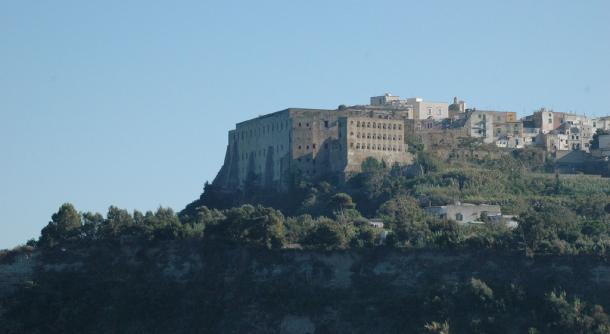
[370,93,401,106]
[369,94,449,121]
[405,97,449,120]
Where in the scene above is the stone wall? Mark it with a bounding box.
[214,107,417,190]
[341,116,412,172]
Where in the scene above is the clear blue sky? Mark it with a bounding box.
[1,0,609,249]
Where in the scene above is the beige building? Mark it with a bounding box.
[593,116,610,131]
[341,117,410,172]
[369,93,449,120]
[370,93,402,106]
[425,203,502,225]
[214,107,413,190]
[406,97,449,120]
[539,133,569,152]
[530,108,559,134]
[493,120,522,138]
[449,96,467,113]
[465,110,496,143]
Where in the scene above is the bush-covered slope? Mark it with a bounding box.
[2,150,610,333]
[2,242,610,333]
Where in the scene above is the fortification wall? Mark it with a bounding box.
[235,111,292,187]
[214,107,419,190]
[290,109,342,178]
[341,116,412,172]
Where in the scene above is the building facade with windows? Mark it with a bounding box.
[213,107,414,190]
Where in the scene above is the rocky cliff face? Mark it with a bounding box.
[2,242,610,333]
[0,249,35,298]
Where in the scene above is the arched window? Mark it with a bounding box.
[357,121,360,127]
[367,122,371,128]
[373,122,377,128]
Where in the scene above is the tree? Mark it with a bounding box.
[39,203,82,247]
[304,220,350,249]
[147,207,183,240]
[545,290,610,333]
[246,207,286,249]
[516,202,578,254]
[416,151,443,174]
[590,129,609,150]
[378,196,429,246]
[350,225,379,247]
[100,206,134,238]
[378,196,425,225]
[81,212,104,240]
[52,203,82,232]
[329,193,356,212]
[361,157,383,173]
[208,205,285,249]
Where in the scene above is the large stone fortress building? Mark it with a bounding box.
[213,92,610,189]
[212,94,446,190]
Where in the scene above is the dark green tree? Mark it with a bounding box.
[590,128,609,150]
[304,220,350,249]
[39,203,82,247]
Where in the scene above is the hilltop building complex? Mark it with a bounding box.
[213,93,610,190]
[213,103,417,190]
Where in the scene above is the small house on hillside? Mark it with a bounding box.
[424,202,501,225]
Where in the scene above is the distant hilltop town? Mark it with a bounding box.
[213,93,610,190]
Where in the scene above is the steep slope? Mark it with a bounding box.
[2,241,610,333]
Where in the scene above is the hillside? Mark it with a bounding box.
[2,242,610,333]
[1,149,610,333]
